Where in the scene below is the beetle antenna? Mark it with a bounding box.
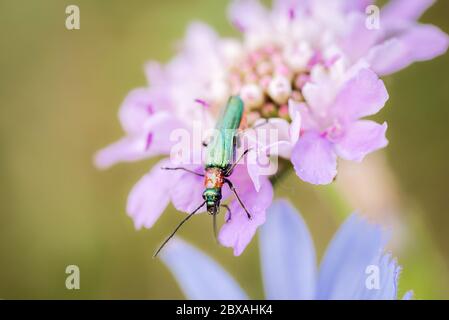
[153,201,206,258]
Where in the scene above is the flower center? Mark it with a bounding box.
[228,44,311,126]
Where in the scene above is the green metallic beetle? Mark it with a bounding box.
[203,95,251,218]
[154,96,252,257]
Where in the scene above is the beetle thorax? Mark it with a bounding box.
[204,167,225,189]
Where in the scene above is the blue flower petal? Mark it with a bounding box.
[160,238,248,300]
[259,200,316,299]
[402,290,414,300]
[317,214,392,300]
[357,253,402,300]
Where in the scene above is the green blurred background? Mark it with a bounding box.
[0,0,448,299]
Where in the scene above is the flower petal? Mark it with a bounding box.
[183,22,220,64]
[228,0,268,32]
[243,119,291,191]
[246,151,264,192]
[367,25,449,76]
[331,68,389,121]
[317,214,390,299]
[259,200,316,300]
[288,100,302,145]
[402,290,414,300]
[94,136,148,170]
[289,100,317,131]
[400,24,449,61]
[119,88,153,134]
[291,132,337,185]
[126,159,173,229]
[144,61,167,87]
[94,112,183,169]
[245,139,290,192]
[342,0,374,12]
[169,165,207,214]
[335,120,388,162]
[356,254,402,300]
[340,12,381,62]
[160,238,248,300]
[218,166,273,256]
[365,38,407,76]
[382,0,435,22]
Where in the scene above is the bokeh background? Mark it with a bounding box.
[0,0,448,299]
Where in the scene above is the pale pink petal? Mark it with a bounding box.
[218,166,273,256]
[127,159,173,229]
[340,12,381,62]
[288,100,302,145]
[272,0,311,19]
[144,61,167,87]
[169,165,207,214]
[368,25,449,76]
[302,82,328,115]
[342,0,374,12]
[291,132,337,185]
[119,88,153,134]
[246,152,263,193]
[252,118,292,157]
[400,24,449,61]
[365,38,407,76]
[335,120,388,162]
[331,68,389,121]
[94,136,148,170]
[94,113,183,169]
[245,139,290,192]
[289,100,317,131]
[382,0,435,22]
[242,118,290,149]
[228,0,268,32]
[184,22,219,57]
[242,118,291,191]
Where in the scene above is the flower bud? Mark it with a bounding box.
[240,83,265,109]
[268,75,292,105]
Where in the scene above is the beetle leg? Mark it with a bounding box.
[222,204,232,222]
[212,212,218,243]
[225,148,252,176]
[224,178,252,220]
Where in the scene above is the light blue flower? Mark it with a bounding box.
[160,199,412,300]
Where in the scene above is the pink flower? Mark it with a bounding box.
[224,0,447,184]
[128,160,273,256]
[341,0,449,76]
[95,0,448,255]
[290,66,389,184]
